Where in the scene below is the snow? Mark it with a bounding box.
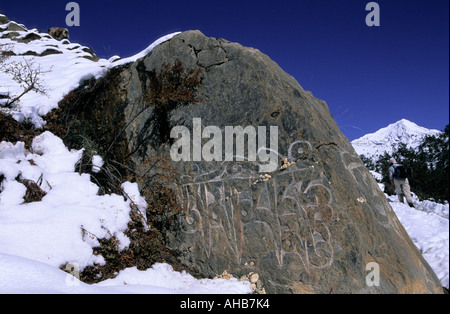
[95,264,251,294]
[387,195,449,289]
[91,155,104,173]
[351,119,442,160]
[32,131,85,174]
[110,32,181,66]
[121,181,148,217]
[370,170,383,182]
[0,254,250,294]
[0,132,129,268]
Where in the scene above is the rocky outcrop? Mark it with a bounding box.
[63,30,442,293]
[0,14,98,61]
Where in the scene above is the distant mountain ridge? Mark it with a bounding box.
[351,119,442,160]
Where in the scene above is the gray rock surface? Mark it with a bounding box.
[67,30,443,293]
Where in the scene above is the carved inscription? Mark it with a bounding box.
[176,142,335,273]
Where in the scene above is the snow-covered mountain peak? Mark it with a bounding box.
[351,119,442,159]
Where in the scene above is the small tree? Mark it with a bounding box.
[376,151,395,194]
[0,57,52,107]
[360,154,375,171]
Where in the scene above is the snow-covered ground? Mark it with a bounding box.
[0,255,251,294]
[373,176,449,290]
[388,196,449,289]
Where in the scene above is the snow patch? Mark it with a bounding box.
[387,194,449,288]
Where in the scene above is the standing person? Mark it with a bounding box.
[389,158,415,208]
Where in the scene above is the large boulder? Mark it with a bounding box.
[65,30,442,293]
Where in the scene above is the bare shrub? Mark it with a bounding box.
[1,58,52,107]
[143,59,203,143]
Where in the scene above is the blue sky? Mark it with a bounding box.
[1,0,448,141]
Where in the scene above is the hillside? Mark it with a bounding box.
[0,13,179,128]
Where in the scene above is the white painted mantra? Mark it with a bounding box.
[170,118,279,173]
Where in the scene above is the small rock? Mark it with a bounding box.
[250,273,259,284]
[357,197,367,203]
